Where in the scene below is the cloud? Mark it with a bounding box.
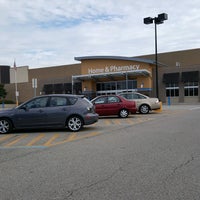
[0,0,199,68]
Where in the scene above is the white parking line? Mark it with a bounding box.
[189,107,200,110]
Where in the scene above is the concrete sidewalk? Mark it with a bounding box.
[0,104,16,110]
[162,104,200,110]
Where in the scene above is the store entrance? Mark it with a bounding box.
[96,80,137,96]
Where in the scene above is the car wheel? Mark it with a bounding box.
[67,116,83,132]
[119,109,129,118]
[0,118,12,134]
[139,104,150,114]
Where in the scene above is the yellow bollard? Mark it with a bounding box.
[155,101,162,112]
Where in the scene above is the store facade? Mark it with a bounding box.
[2,48,200,104]
[73,56,158,99]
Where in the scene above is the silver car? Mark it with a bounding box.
[118,92,160,114]
[0,94,98,134]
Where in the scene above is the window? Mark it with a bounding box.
[94,97,107,104]
[105,82,111,90]
[166,83,179,97]
[50,97,67,107]
[108,96,120,103]
[184,82,198,96]
[117,81,126,90]
[26,97,49,109]
[135,93,146,99]
[128,80,137,89]
[96,80,137,92]
[54,84,64,94]
[163,73,180,83]
[64,83,72,94]
[43,84,54,94]
[68,96,78,105]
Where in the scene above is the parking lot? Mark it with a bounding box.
[1,104,200,200]
[1,104,197,149]
[0,115,153,149]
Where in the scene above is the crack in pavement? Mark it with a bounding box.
[172,155,194,174]
[165,154,195,182]
[63,166,123,199]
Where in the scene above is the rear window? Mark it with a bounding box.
[67,96,78,105]
[108,96,120,103]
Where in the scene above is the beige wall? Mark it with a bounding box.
[80,59,153,92]
[139,48,200,103]
[5,64,81,103]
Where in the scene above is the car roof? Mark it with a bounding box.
[119,91,138,94]
[118,92,149,97]
[17,94,86,108]
[94,94,121,97]
[119,91,145,95]
[36,94,85,98]
[91,94,127,101]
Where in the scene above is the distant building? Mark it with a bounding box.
[0,65,10,84]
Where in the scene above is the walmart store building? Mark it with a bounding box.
[1,48,200,104]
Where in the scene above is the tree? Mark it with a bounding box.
[0,84,7,99]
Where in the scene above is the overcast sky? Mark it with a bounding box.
[0,0,199,68]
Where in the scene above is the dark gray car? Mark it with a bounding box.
[0,94,98,133]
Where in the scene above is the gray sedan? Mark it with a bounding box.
[0,94,98,133]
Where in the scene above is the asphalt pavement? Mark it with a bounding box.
[1,104,200,200]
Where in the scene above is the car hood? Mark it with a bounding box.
[0,108,15,115]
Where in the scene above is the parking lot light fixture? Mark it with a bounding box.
[143,13,168,99]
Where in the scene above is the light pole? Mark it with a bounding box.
[143,13,168,99]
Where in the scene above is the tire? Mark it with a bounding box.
[0,118,12,134]
[119,109,129,118]
[139,104,150,114]
[67,116,83,132]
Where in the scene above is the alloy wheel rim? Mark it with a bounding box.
[121,110,128,117]
[141,105,149,113]
[68,117,81,131]
[0,120,9,133]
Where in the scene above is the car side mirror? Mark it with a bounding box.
[20,105,29,111]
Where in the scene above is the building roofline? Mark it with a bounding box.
[137,48,200,58]
[74,56,156,65]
